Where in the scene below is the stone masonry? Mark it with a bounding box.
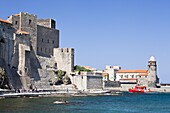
[0,12,74,90]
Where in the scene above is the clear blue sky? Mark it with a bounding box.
[1,0,170,83]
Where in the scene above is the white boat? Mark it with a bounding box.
[53,100,69,104]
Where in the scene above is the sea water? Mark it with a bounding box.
[0,93,170,113]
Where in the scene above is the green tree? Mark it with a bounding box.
[74,65,92,72]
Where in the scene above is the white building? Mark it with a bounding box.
[115,56,159,87]
[116,70,148,84]
[104,65,121,81]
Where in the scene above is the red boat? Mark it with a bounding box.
[129,85,151,93]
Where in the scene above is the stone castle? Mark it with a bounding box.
[0,12,74,90]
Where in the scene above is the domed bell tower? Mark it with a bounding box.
[147,56,159,87]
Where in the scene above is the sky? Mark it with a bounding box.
[0,0,170,83]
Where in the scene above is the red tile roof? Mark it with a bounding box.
[117,70,147,73]
[0,18,11,24]
[16,30,29,35]
[102,72,109,76]
[138,73,148,76]
[15,14,20,16]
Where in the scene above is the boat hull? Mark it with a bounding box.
[129,89,151,93]
[129,86,151,93]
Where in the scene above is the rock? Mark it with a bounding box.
[63,75,71,85]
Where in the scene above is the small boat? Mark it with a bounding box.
[53,100,69,104]
[129,85,151,93]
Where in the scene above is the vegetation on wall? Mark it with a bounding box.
[49,70,71,85]
[62,75,71,85]
[74,65,92,72]
[0,67,10,89]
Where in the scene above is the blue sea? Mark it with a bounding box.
[0,93,170,113]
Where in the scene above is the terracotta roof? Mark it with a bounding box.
[138,73,148,76]
[102,72,109,76]
[83,66,96,71]
[16,30,29,35]
[15,14,20,16]
[117,70,147,73]
[0,18,11,24]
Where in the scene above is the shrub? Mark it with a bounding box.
[74,65,92,72]
[49,70,71,85]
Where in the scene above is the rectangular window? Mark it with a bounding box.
[47,39,49,43]
[49,48,50,53]
[42,39,43,42]
[131,75,134,78]
[52,40,54,44]
[121,75,123,78]
[54,63,57,67]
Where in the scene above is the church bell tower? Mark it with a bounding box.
[147,56,159,87]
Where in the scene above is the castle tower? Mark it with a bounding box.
[8,12,38,54]
[147,56,159,87]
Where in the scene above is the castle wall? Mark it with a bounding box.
[87,75,103,89]
[7,15,20,30]
[73,75,102,91]
[32,56,57,90]
[11,33,31,90]
[20,12,37,54]
[53,48,74,74]
[0,22,15,65]
[37,19,56,29]
[37,25,59,57]
[11,34,30,68]
[72,75,87,91]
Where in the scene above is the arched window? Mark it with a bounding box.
[29,19,31,24]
